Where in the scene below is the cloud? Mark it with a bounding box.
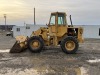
[0,0,100,25]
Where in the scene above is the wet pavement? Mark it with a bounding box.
[0,47,100,75]
[0,34,100,75]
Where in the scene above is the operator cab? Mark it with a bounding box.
[49,12,67,26]
[48,12,68,36]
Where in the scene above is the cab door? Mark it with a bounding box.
[57,14,67,37]
[49,14,57,35]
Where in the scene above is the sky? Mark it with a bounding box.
[0,0,100,26]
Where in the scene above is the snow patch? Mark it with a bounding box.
[87,59,100,63]
[80,67,88,75]
[0,49,10,53]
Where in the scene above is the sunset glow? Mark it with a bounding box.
[0,0,100,25]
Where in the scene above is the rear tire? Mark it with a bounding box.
[28,36,44,53]
[61,36,79,54]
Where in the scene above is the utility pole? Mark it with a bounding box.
[34,7,36,25]
[4,14,7,31]
[24,21,26,26]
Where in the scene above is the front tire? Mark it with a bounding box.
[61,36,79,54]
[28,36,44,53]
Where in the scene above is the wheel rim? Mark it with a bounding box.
[65,41,75,51]
[31,40,40,49]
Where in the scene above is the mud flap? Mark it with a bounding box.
[10,41,26,53]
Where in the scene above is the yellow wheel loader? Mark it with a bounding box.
[10,12,84,54]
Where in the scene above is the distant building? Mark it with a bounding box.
[0,25,15,31]
[80,25,100,38]
[12,24,100,38]
[12,24,47,37]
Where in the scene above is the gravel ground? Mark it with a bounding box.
[0,33,100,75]
[0,33,16,49]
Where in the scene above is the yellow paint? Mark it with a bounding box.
[14,12,84,52]
[32,12,84,46]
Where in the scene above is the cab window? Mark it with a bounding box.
[58,14,65,25]
[50,15,55,25]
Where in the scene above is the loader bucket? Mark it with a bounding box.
[10,36,28,53]
[10,41,26,53]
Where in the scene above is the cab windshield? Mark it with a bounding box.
[50,15,55,25]
[50,14,66,25]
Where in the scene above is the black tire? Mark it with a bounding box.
[61,36,79,54]
[28,36,44,53]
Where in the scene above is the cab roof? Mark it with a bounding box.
[51,12,67,15]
